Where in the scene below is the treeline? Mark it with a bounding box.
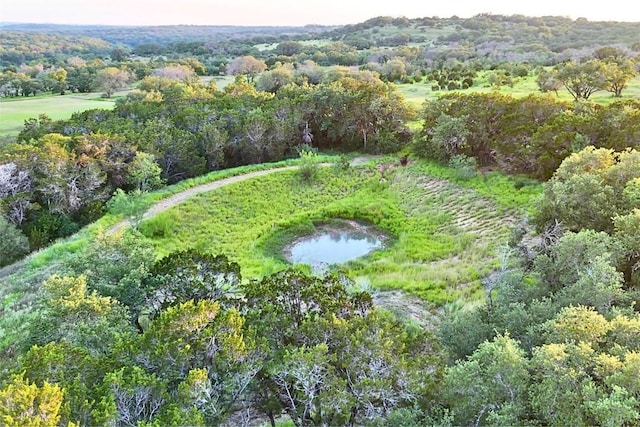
[2,15,638,103]
[0,31,112,65]
[0,72,412,261]
[414,93,640,179]
[1,145,639,426]
[0,56,207,98]
[0,23,331,48]
[0,24,329,71]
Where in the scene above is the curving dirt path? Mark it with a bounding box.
[0,156,379,280]
[109,156,382,234]
[109,165,299,234]
[0,166,299,281]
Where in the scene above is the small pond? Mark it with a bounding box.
[284,220,386,273]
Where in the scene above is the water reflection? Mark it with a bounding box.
[287,228,384,273]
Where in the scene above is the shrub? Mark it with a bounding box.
[106,189,150,229]
[140,213,175,238]
[22,211,80,250]
[0,217,30,267]
[448,154,477,180]
[413,113,470,162]
[298,149,320,182]
[333,155,351,174]
[293,143,318,156]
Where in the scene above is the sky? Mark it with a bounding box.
[1,0,639,26]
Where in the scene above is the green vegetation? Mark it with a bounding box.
[137,159,538,303]
[0,156,538,351]
[414,92,640,180]
[2,142,638,424]
[0,93,116,135]
[399,72,640,107]
[436,148,640,426]
[0,158,305,351]
[0,73,414,259]
[1,13,640,427]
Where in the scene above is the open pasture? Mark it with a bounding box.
[0,92,117,136]
[398,72,640,107]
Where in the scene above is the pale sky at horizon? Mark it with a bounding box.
[1,0,639,26]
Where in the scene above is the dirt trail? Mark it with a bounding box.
[109,166,299,234]
[0,166,300,281]
[1,156,379,279]
[110,156,382,234]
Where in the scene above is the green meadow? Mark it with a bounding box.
[0,78,237,137]
[2,70,637,137]
[0,92,117,136]
[398,72,640,107]
[138,158,540,304]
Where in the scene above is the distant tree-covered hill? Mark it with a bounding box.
[323,14,640,64]
[1,14,638,68]
[0,23,334,47]
[0,31,112,64]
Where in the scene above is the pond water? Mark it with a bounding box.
[286,224,385,272]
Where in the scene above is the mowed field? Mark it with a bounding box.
[0,92,118,136]
[0,78,239,137]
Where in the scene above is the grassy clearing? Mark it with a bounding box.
[0,77,242,137]
[344,164,539,303]
[139,158,541,304]
[0,92,118,136]
[254,39,333,51]
[139,166,373,274]
[397,73,640,108]
[0,156,540,352]
[201,75,235,89]
[0,157,315,280]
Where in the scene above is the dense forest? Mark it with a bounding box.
[1,13,640,427]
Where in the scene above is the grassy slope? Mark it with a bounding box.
[0,158,308,351]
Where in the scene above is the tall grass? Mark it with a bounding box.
[139,160,539,304]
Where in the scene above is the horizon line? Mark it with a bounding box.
[2,13,639,28]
